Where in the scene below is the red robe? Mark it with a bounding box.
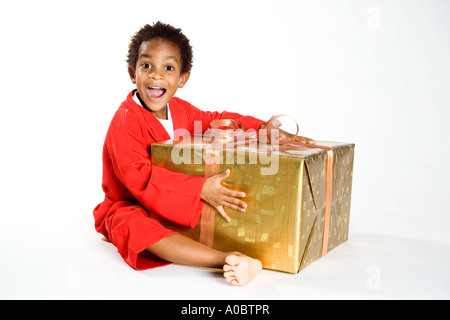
[93,90,264,270]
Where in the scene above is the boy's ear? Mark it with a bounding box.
[178,72,190,88]
[128,67,136,84]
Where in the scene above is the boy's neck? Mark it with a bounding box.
[136,92,168,120]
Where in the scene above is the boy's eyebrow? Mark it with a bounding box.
[139,53,179,62]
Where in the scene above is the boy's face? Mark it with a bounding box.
[129,38,190,119]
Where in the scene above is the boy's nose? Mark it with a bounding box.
[150,69,164,80]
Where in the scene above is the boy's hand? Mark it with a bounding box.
[200,169,246,223]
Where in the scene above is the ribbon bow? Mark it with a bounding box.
[203,118,257,147]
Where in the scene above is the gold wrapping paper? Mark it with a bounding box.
[151,138,354,273]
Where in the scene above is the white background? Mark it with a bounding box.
[1,0,449,299]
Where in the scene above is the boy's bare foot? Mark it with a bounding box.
[223,254,262,286]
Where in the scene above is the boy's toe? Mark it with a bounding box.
[225,254,241,266]
[223,271,235,282]
[223,264,235,272]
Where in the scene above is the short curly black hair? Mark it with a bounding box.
[127,21,193,74]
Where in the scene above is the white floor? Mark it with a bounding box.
[2,221,449,299]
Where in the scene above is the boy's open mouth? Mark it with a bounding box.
[147,86,166,100]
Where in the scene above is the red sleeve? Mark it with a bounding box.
[179,99,265,134]
[107,110,206,228]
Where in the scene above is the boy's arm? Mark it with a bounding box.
[184,101,265,134]
[180,99,315,143]
[108,113,206,228]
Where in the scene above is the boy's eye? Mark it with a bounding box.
[165,66,174,71]
[142,63,151,69]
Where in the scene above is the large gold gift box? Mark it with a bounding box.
[151,137,355,273]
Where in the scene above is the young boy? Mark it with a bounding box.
[93,22,307,286]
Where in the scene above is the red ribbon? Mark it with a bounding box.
[264,115,333,256]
